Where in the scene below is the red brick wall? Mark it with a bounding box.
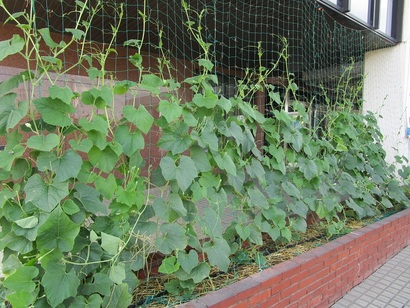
[182,208,410,308]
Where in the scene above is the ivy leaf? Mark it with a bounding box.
[3,266,39,292]
[122,105,154,134]
[114,125,144,156]
[102,283,132,308]
[0,70,32,96]
[25,174,69,212]
[27,134,59,152]
[33,97,74,126]
[154,223,187,254]
[74,183,107,215]
[159,99,183,123]
[203,237,231,272]
[11,157,31,180]
[0,34,24,61]
[49,85,75,104]
[37,206,80,252]
[42,262,80,307]
[160,156,198,192]
[88,145,120,173]
[159,256,180,274]
[178,250,199,274]
[169,193,188,217]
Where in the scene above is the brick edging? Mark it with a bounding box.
[181,208,410,307]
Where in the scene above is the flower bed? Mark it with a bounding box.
[180,208,410,307]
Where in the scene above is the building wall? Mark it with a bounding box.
[363,1,410,166]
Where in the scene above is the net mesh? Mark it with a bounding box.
[5,0,391,87]
[0,0,394,168]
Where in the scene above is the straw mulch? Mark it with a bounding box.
[132,217,374,307]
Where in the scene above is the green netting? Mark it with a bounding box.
[1,0,391,88]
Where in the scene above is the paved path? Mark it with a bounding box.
[332,245,410,308]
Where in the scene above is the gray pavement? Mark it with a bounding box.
[332,245,410,308]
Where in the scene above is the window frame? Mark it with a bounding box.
[318,0,404,42]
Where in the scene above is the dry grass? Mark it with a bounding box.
[132,218,374,307]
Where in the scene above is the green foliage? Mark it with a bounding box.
[0,1,408,307]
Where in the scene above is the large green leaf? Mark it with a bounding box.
[0,70,32,96]
[71,294,103,308]
[192,119,218,151]
[6,291,36,308]
[94,174,117,200]
[0,144,24,171]
[159,99,183,123]
[247,187,269,209]
[203,237,231,272]
[54,150,82,182]
[0,34,24,61]
[37,206,80,252]
[49,85,75,104]
[159,256,180,274]
[157,126,192,155]
[0,93,17,133]
[74,183,107,215]
[114,125,144,156]
[41,262,81,307]
[101,232,124,255]
[160,156,198,192]
[190,145,212,172]
[154,223,187,254]
[139,74,164,95]
[27,134,59,151]
[178,250,199,274]
[102,283,132,308]
[88,145,120,173]
[122,105,154,134]
[192,92,218,109]
[79,116,108,134]
[298,157,319,181]
[33,97,74,126]
[81,273,112,296]
[213,152,237,176]
[3,266,39,292]
[24,174,69,212]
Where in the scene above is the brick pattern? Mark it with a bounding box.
[180,208,410,307]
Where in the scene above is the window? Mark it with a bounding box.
[319,0,403,41]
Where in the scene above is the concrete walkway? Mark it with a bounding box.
[332,245,410,308]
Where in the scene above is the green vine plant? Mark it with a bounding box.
[0,0,409,307]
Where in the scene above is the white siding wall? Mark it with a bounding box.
[363,1,410,166]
